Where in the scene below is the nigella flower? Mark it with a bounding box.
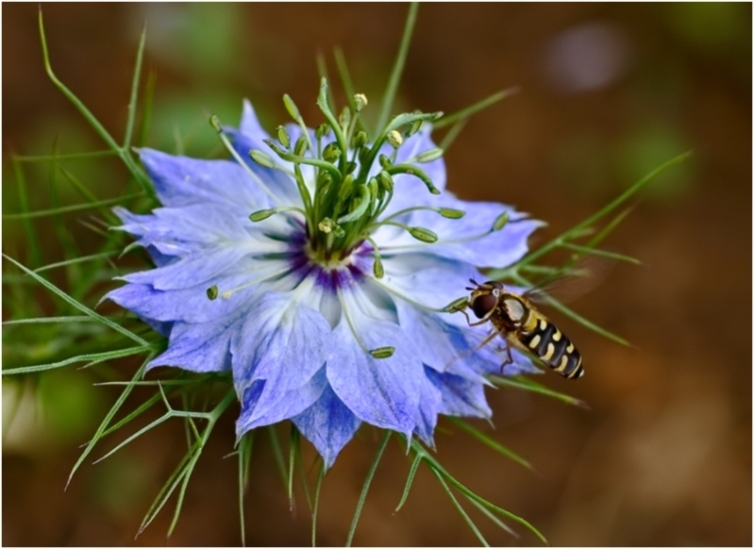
[107,82,542,468]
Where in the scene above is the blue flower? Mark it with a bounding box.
[107,94,542,468]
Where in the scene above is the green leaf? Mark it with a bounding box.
[67,357,151,489]
[447,417,534,471]
[489,375,589,408]
[123,24,147,150]
[311,462,325,547]
[2,344,156,376]
[345,430,391,546]
[395,451,423,512]
[2,193,143,220]
[430,465,489,547]
[432,87,519,130]
[2,253,149,346]
[376,2,419,132]
[37,8,155,198]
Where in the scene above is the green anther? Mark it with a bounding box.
[283,94,300,121]
[209,115,222,133]
[406,118,423,137]
[492,211,510,231]
[444,296,469,313]
[337,184,371,224]
[372,255,384,279]
[249,209,276,222]
[337,174,355,202]
[354,93,368,112]
[379,154,392,169]
[206,285,219,300]
[387,130,403,148]
[353,130,368,149]
[379,171,394,193]
[368,177,380,202]
[416,148,443,163]
[277,125,290,148]
[369,347,395,359]
[317,171,333,186]
[408,226,438,243]
[316,123,330,140]
[438,207,465,219]
[323,143,341,163]
[249,150,275,169]
[294,135,308,156]
[339,106,351,131]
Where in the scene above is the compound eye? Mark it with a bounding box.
[471,294,497,319]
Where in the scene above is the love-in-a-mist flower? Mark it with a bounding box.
[107,80,542,468]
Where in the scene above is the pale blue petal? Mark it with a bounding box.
[226,101,301,206]
[108,254,290,326]
[292,384,362,470]
[426,368,492,419]
[372,191,542,268]
[138,148,269,212]
[378,253,481,311]
[236,368,329,434]
[114,204,251,257]
[393,300,497,383]
[413,372,442,447]
[230,292,332,415]
[147,309,247,373]
[123,246,250,290]
[325,309,423,438]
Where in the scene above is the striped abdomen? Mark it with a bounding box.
[519,314,584,379]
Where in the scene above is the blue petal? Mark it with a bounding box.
[107,259,287,322]
[123,246,250,290]
[325,308,424,438]
[230,292,332,419]
[413,373,442,447]
[138,148,270,212]
[148,308,247,373]
[226,101,301,206]
[292,383,362,470]
[114,204,252,257]
[236,368,329,434]
[413,195,543,267]
[378,253,481,311]
[393,300,497,383]
[426,367,492,419]
[373,191,542,268]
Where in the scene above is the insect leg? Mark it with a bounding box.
[444,327,503,370]
[501,341,513,367]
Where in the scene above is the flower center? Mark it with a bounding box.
[242,78,447,277]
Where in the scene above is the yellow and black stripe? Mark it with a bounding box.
[519,316,584,379]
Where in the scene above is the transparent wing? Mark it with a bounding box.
[521,256,614,306]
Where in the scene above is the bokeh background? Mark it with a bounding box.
[3,3,751,546]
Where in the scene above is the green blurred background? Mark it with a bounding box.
[3,3,751,546]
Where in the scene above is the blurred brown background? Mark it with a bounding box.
[3,3,751,546]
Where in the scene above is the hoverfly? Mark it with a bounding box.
[452,279,584,379]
